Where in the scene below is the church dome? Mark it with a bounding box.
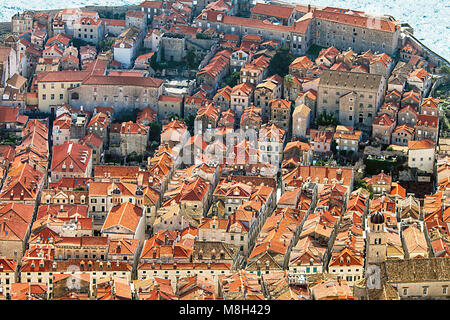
[370,211,385,224]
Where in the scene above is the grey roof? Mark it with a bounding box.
[385,257,450,283]
[319,70,383,91]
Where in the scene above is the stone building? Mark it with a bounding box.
[11,11,34,34]
[366,212,387,265]
[384,258,450,299]
[230,82,255,119]
[126,10,147,30]
[391,124,415,147]
[258,122,286,164]
[408,139,435,174]
[311,8,401,56]
[253,75,283,121]
[333,125,362,153]
[194,11,312,56]
[112,26,144,68]
[138,1,164,23]
[50,141,93,182]
[270,99,291,132]
[36,70,89,112]
[157,95,184,120]
[414,115,438,143]
[68,75,163,112]
[109,122,149,157]
[213,86,232,111]
[318,70,385,127]
[73,16,104,45]
[292,103,311,138]
[87,112,110,146]
[372,114,396,145]
[161,33,186,62]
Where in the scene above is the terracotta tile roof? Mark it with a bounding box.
[111,121,149,135]
[248,207,304,263]
[0,219,29,241]
[317,46,340,61]
[137,106,157,124]
[37,204,88,220]
[270,99,291,109]
[284,140,311,153]
[196,103,220,122]
[373,113,395,126]
[250,3,294,19]
[416,114,438,128]
[214,85,232,101]
[421,97,439,109]
[82,75,163,87]
[37,70,90,82]
[0,257,18,272]
[101,18,126,27]
[159,95,183,102]
[108,238,140,256]
[283,166,353,187]
[313,8,397,32]
[408,139,435,150]
[0,106,20,123]
[364,172,392,187]
[240,105,261,125]
[51,141,92,173]
[94,165,141,180]
[393,123,415,135]
[102,202,143,233]
[0,162,44,201]
[87,112,109,128]
[408,68,430,82]
[402,224,429,256]
[290,56,313,70]
[79,133,103,148]
[259,122,285,141]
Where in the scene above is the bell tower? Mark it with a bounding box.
[366,211,387,264]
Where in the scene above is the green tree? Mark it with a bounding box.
[331,140,337,153]
[184,49,197,69]
[99,39,114,52]
[196,33,210,40]
[149,121,162,143]
[225,71,240,87]
[268,47,294,77]
[354,178,369,191]
[114,108,139,123]
[183,115,196,135]
[150,52,159,70]
[284,74,295,100]
[315,111,339,126]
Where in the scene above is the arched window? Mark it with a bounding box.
[71,92,79,100]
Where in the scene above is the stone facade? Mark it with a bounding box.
[318,70,385,127]
[68,76,163,112]
[161,33,186,62]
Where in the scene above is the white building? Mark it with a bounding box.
[408,139,435,173]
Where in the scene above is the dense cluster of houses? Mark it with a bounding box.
[0,0,448,300]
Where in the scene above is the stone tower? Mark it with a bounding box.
[366,211,387,264]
